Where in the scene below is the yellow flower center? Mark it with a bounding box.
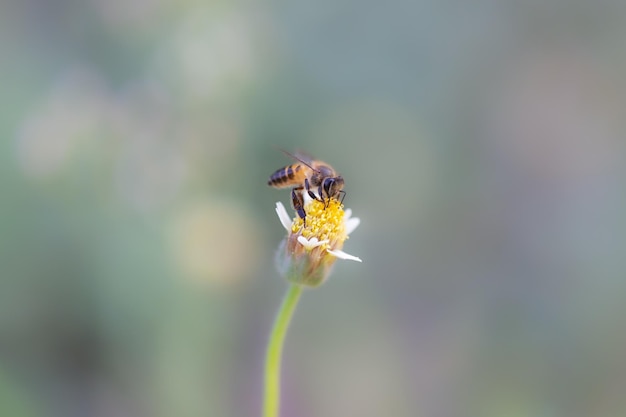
[291,198,346,247]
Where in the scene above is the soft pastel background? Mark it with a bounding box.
[2,1,626,416]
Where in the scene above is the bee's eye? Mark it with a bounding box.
[324,179,334,195]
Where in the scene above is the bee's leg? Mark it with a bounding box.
[338,190,346,204]
[305,178,320,202]
[317,182,332,209]
[292,187,306,225]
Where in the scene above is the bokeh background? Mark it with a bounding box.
[2,1,626,416]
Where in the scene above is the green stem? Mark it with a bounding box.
[263,284,303,417]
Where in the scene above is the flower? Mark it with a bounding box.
[274,196,361,287]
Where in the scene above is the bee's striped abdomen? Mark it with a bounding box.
[267,164,303,188]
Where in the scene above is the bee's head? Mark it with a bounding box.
[322,176,344,200]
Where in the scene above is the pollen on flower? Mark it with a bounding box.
[291,199,346,250]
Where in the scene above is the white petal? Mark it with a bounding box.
[344,208,352,219]
[298,236,315,246]
[275,202,292,231]
[345,217,361,235]
[297,236,328,250]
[303,192,315,206]
[327,249,362,262]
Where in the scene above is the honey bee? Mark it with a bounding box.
[268,150,345,223]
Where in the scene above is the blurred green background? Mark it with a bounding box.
[2,0,626,416]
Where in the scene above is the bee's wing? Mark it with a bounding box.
[293,149,315,165]
[276,148,317,170]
